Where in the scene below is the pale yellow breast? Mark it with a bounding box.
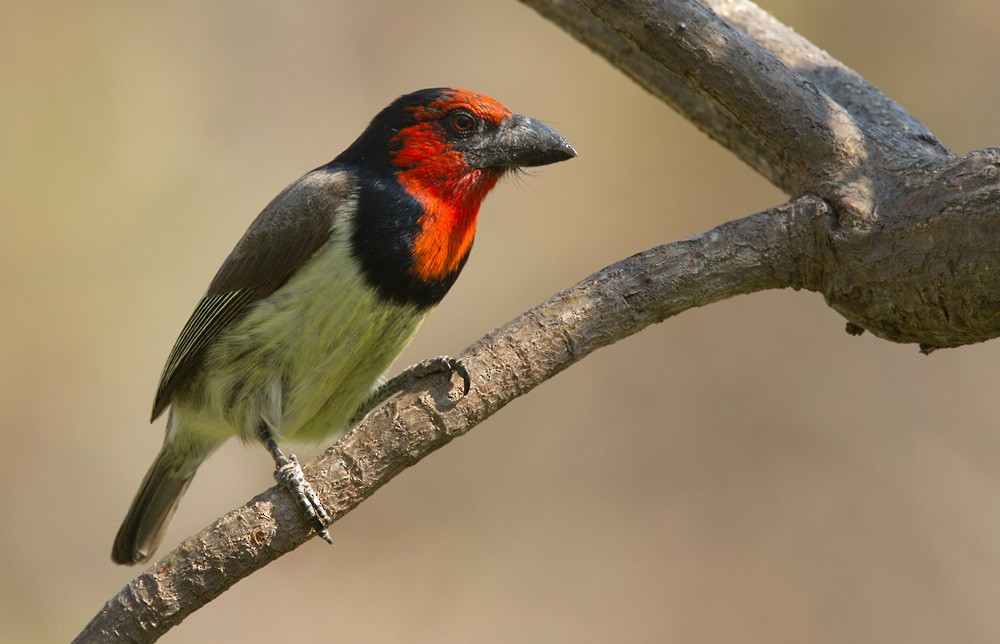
[199,224,428,444]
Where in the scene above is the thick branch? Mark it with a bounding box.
[584,0,873,193]
[522,0,790,188]
[706,0,947,153]
[523,0,1000,347]
[521,0,950,197]
[76,196,828,642]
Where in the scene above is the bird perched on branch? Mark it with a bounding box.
[112,88,576,565]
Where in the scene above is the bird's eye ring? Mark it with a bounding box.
[448,110,476,134]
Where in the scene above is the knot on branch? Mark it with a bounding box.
[803,148,1000,350]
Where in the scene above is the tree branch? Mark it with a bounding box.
[78,0,1000,639]
[707,0,946,151]
[521,0,950,195]
[522,0,1000,347]
[586,0,875,194]
[77,196,827,641]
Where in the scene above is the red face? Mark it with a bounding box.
[389,89,514,283]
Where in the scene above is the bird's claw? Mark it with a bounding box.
[351,355,471,424]
[413,355,471,395]
[273,454,333,544]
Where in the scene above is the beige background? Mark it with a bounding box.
[5,1,1000,642]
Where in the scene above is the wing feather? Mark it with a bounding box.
[150,167,356,420]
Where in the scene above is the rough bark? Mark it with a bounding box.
[77,0,1000,640]
[521,0,1000,350]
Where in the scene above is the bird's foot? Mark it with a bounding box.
[267,447,333,544]
[352,355,471,423]
[404,356,471,395]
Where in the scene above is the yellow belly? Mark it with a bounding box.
[174,234,427,445]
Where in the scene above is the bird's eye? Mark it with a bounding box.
[448,110,476,134]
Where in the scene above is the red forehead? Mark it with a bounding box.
[408,89,512,124]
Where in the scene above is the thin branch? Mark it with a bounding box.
[75,196,828,642]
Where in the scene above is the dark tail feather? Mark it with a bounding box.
[111,445,198,565]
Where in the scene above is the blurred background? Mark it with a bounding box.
[5,1,1000,641]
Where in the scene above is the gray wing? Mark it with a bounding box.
[150,167,356,421]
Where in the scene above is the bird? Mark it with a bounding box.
[111,87,576,565]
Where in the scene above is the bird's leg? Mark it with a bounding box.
[256,423,333,544]
[351,356,471,424]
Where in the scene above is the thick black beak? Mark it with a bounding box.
[465,114,576,170]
